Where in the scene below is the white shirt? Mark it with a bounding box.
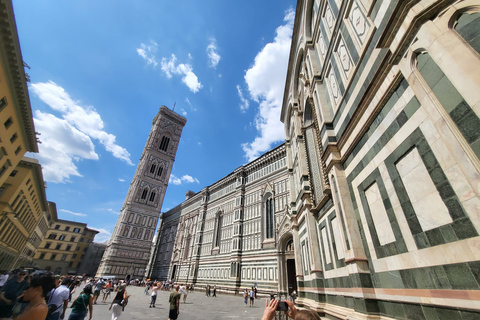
[0,274,8,286]
[48,285,70,314]
[151,286,158,296]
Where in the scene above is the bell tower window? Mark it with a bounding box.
[159,136,170,152]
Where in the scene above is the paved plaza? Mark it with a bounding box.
[66,285,267,320]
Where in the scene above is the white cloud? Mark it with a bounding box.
[169,174,182,185]
[59,209,87,217]
[30,81,134,183]
[106,208,119,215]
[161,54,202,93]
[185,98,197,111]
[180,108,187,116]
[206,38,221,68]
[118,178,125,182]
[242,9,294,162]
[89,227,112,243]
[181,175,199,184]
[236,85,250,112]
[136,41,158,67]
[169,174,200,185]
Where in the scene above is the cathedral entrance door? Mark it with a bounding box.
[286,258,297,295]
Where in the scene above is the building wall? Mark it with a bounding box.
[33,211,98,275]
[0,0,42,271]
[281,0,480,319]
[77,242,106,276]
[97,106,186,280]
[153,144,294,295]
[0,157,49,270]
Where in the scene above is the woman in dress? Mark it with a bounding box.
[68,284,93,320]
[13,273,56,320]
[109,283,129,320]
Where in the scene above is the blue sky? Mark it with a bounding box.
[13,0,296,242]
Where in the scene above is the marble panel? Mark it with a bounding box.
[396,149,452,231]
[321,227,332,264]
[331,217,346,260]
[365,183,396,245]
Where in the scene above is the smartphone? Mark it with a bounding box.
[277,301,288,311]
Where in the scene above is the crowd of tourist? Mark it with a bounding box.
[0,268,318,320]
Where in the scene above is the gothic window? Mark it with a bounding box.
[285,238,294,252]
[144,230,150,240]
[157,166,163,177]
[122,226,130,237]
[265,195,274,239]
[454,12,480,54]
[159,135,170,152]
[214,213,223,247]
[150,163,157,174]
[141,188,148,200]
[131,228,137,238]
[149,191,156,202]
[137,229,143,239]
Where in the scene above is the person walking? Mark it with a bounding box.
[109,283,129,320]
[168,285,181,320]
[249,288,255,307]
[92,279,104,304]
[243,289,248,307]
[101,280,113,303]
[149,283,158,308]
[45,277,71,320]
[68,284,93,320]
[212,285,216,297]
[12,273,56,320]
[182,285,188,304]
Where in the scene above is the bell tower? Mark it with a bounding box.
[96,106,186,279]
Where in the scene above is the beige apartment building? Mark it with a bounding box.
[0,0,45,270]
[33,206,99,275]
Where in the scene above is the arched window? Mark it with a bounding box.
[157,166,163,177]
[123,226,130,237]
[141,188,148,200]
[149,191,156,202]
[285,238,294,252]
[159,136,170,152]
[265,196,274,239]
[454,12,480,54]
[150,163,157,174]
[215,213,222,247]
[131,228,137,238]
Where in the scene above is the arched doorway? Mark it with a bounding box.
[278,234,297,296]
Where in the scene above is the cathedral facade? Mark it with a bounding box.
[150,0,480,318]
[97,106,186,280]
[281,0,480,318]
[148,144,293,294]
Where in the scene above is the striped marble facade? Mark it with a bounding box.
[281,0,480,319]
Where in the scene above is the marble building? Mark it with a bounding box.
[148,144,293,293]
[150,0,480,318]
[280,0,480,319]
[96,106,186,280]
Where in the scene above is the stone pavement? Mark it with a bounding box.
[65,285,268,320]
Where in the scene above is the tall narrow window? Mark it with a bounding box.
[215,214,223,247]
[150,163,156,174]
[265,197,274,239]
[149,191,156,202]
[157,166,163,177]
[159,136,170,152]
[141,188,148,200]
